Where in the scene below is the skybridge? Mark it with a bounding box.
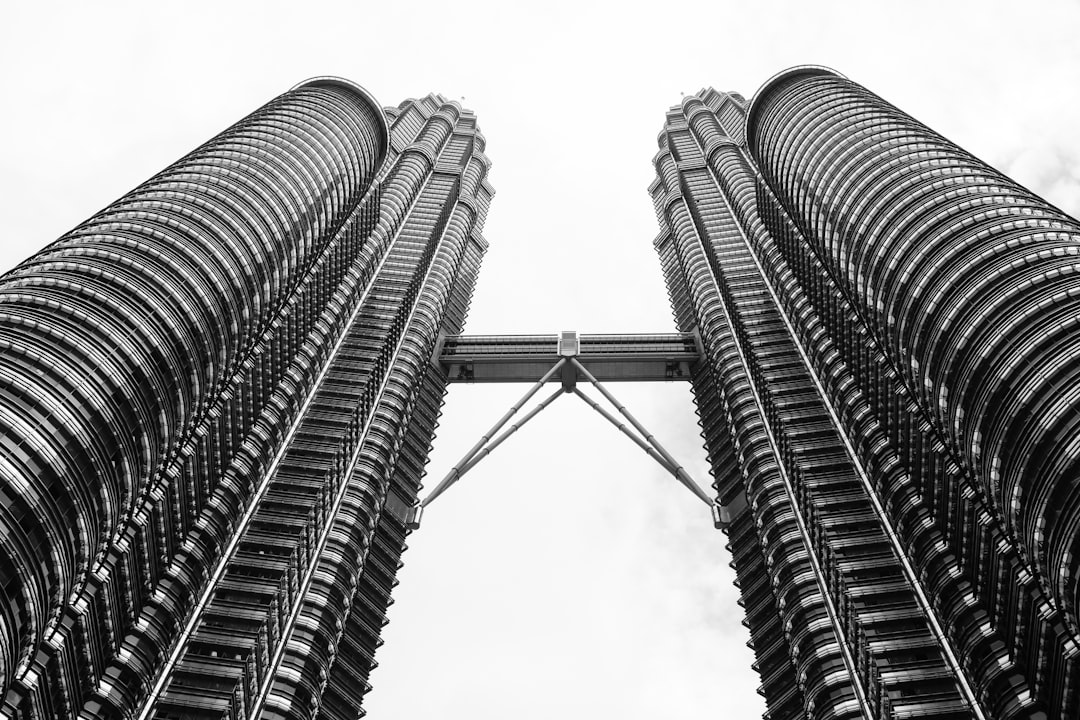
[437,331,701,386]
[403,331,727,529]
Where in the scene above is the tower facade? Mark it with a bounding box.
[6,66,1080,720]
[0,79,492,719]
[652,68,1080,719]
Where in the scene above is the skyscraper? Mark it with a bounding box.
[4,64,1080,720]
[0,78,492,720]
[651,67,1079,719]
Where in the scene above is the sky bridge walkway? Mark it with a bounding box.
[437,331,701,385]
[408,331,726,529]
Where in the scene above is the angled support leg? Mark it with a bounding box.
[569,357,715,508]
[572,388,681,476]
[452,387,564,483]
[414,358,568,524]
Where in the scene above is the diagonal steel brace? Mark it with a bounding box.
[411,358,567,526]
[570,357,715,508]
[572,388,681,476]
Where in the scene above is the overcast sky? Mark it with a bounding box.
[3,2,1080,718]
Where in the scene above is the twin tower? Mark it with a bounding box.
[1,68,1079,720]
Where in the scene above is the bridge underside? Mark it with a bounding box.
[437,332,701,384]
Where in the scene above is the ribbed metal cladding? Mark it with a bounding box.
[654,88,993,720]
[653,96,864,720]
[654,75,1080,720]
[0,79,391,717]
[137,93,491,720]
[269,129,491,720]
[738,67,1080,718]
[747,68,1080,626]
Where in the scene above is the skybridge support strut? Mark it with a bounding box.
[410,332,724,530]
[419,357,567,513]
[569,358,716,509]
[572,387,679,479]
[408,386,564,529]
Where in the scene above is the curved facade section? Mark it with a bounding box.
[747,70,1080,630]
[743,65,843,152]
[0,81,387,699]
[657,81,1080,719]
[291,76,390,155]
[131,94,493,720]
